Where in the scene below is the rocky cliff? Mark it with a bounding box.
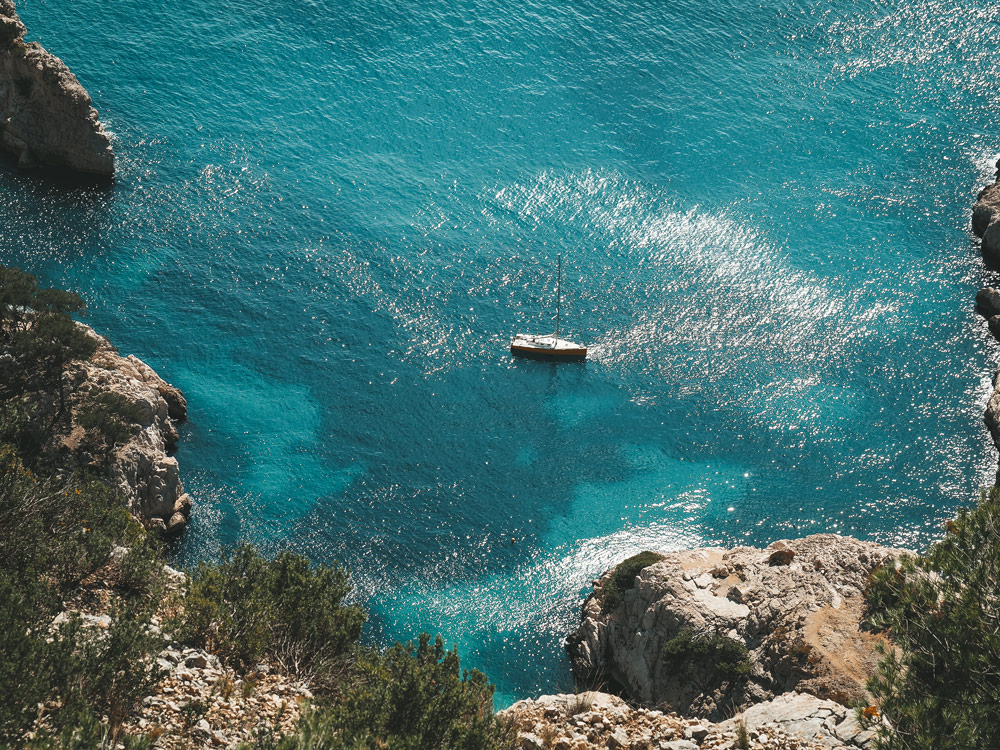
[566,535,901,720]
[59,325,191,533]
[504,690,877,750]
[0,0,114,178]
[972,160,1000,481]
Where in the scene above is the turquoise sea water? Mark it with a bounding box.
[4,0,1000,705]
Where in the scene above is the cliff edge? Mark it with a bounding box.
[504,690,876,750]
[69,325,192,533]
[0,0,114,178]
[566,534,902,721]
[972,160,1000,481]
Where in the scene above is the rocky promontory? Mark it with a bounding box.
[8,322,193,534]
[68,325,191,533]
[0,0,114,178]
[566,535,902,720]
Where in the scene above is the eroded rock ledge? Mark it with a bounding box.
[566,535,902,721]
[0,0,114,178]
[79,326,190,532]
[55,324,191,533]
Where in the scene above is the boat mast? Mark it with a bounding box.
[555,253,562,339]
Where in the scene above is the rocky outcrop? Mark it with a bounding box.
[974,160,1000,267]
[503,691,877,750]
[567,535,902,720]
[0,0,114,178]
[61,325,191,534]
[973,163,1000,482]
[52,558,311,748]
[124,644,312,749]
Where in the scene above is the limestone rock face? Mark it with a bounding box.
[974,165,1000,481]
[985,367,1000,476]
[974,170,1000,239]
[63,325,191,533]
[0,0,114,177]
[567,535,903,719]
[503,691,876,750]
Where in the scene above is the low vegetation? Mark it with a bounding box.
[600,550,663,613]
[0,267,515,748]
[174,545,366,687]
[0,445,165,745]
[252,636,513,750]
[660,629,753,690]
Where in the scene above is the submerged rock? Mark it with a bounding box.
[567,534,904,720]
[0,0,114,178]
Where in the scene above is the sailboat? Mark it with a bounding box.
[510,254,587,361]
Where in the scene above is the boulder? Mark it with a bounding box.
[720,691,878,749]
[989,316,1000,342]
[502,691,873,750]
[982,224,1000,269]
[975,288,1000,319]
[166,511,187,535]
[0,0,113,178]
[973,179,1000,238]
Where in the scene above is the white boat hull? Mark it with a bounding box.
[510,333,587,361]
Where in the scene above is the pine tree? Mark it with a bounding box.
[865,488,1000,749]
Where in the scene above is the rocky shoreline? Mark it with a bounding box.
[497,535,895,750]
[77,325,192,533]
[47,323,192,534]
[973,159,1000,482]
[565,535,899,720]
[504,691,875,750]
[494,165,1000,750]
[0,0,114,178]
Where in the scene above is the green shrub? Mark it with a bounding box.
[253,635,515,750]
[660,629,752,689]
[0,440,164,743]
[0,448,141,590]
[0,265,97,410]
[0,571,57,740]
[600,551,663,613]
[48,602,164,736]
[77,391,144,466]
[864,487,1000,749]
[24,710,151,750]
[0,402,42,462]
[0,572,163,744]
[174,545,365,683]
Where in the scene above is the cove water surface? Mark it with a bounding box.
[4,0,1000,705]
